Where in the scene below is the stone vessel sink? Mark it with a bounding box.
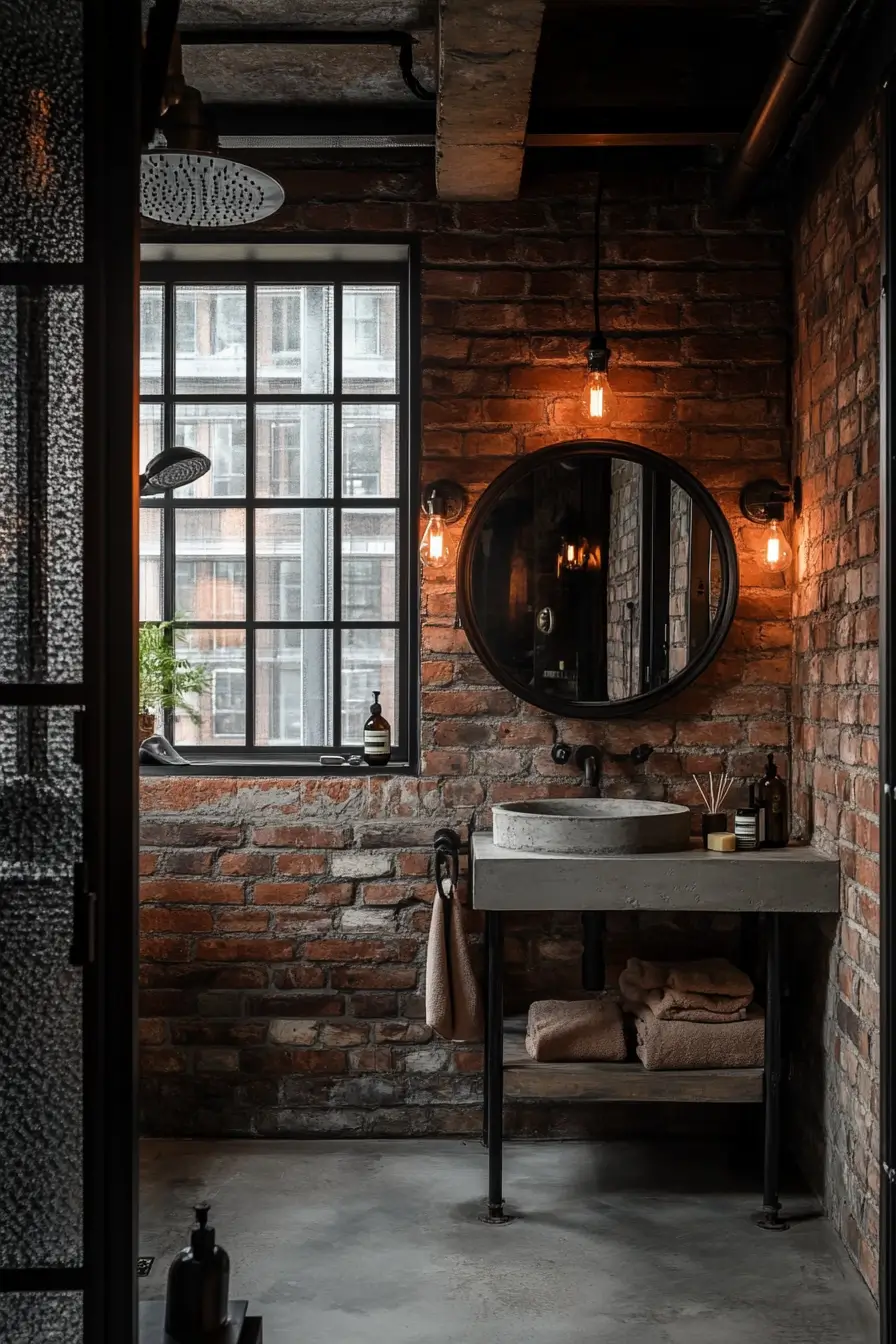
[492,798,692,855]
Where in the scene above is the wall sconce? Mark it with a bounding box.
[420,480,467,570]
[740,477,801,574]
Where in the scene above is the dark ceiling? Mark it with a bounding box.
[167,0,798,143]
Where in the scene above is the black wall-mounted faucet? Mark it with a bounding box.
[551,742,601,791]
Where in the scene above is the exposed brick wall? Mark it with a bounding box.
[140,152,794,1137]
[789,103,881,1294]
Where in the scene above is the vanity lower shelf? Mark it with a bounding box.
[502,1017,763,1104]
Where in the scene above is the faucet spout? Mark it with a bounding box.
[574,745,600,794]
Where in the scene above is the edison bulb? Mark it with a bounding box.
[759,518,793,573]
[420,512,450,569]
[583,367,617,422]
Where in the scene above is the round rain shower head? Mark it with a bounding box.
[140,447,211,496]
[140,150,285,228]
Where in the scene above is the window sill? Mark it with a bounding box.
[138,756,415,778]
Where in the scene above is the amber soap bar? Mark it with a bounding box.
[707,831,737,852]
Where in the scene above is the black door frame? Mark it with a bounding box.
[881,63,895,1344]
[83,1,142,1340]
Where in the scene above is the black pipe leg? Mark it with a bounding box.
[481,935,489,1150]
[759,912,789,1230]
[582,910,605,991]
[480,910,512,1225]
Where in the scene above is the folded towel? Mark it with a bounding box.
[666,957,754,999]
[646,986,752,1020]
[644,994,752,1021]
[631,1001,764,1070]
[526,998,627,1063]
[619,958,670,997]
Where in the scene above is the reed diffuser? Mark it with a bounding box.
[693,771,734,849]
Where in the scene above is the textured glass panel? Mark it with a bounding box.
[140,284,164,394]
[255,403,333,498]
[0,1293,82,1343]
[343,285,398,394]
[0,5,83,263]
[174,509,245,620]
[0,707,82,1268]
[174,628,246,747]
[139,402,163,473]
[175,285,246,394]
[256,285,333,393]
[139,509,162,621]
[256,628,331,747]
[342,628,397,746]
[342,509,398,621]
[343,404,397,497]
[174,404,246,498]
[0,286,83,682]
[256,509,333,622]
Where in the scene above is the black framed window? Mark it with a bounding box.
[139,262,415,768]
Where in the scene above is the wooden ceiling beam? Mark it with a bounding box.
[436,0,545,200]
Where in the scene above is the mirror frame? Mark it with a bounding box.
[456,439,740,719]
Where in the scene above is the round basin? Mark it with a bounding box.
[492,798,692,855]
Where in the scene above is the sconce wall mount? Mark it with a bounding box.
[739,476,802,524]
[420,479,468,523]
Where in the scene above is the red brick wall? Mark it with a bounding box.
[139,153,793,1136]
[789,105,881,1293]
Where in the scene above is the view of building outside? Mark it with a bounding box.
[138,280,400,749]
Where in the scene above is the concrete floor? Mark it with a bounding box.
[140,1138,878,1344]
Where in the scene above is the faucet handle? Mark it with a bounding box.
[551,742,573,765]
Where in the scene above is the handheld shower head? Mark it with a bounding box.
[140,446,211,495]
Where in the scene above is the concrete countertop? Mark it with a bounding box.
[471,834,840,912]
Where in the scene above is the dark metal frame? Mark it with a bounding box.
[881,62,895,1344]
[456,440,740,720]
[139,258,418,772]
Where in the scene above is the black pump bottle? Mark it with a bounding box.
[164,1203,230,1341]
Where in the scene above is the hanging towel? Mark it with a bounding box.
[425,840,483,1042]
[631,1001,764,1070]
[525,998,627,1062]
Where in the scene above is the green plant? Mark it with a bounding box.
[138,621,210,724]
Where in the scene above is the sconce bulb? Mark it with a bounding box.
[583,367,617,422]
[420,511,450,570]
[759,518,793,574]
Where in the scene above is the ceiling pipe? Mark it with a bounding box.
[723,0,848,210]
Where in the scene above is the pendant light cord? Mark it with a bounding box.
[592,179,603,338]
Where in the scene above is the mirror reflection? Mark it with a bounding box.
[460,444,736,715]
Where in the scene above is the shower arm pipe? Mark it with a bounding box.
[722,0,854,210]
[177,27,436,101]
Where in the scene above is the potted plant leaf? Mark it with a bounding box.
[138,621,211,747]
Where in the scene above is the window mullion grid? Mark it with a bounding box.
[245,280,256,749]
[163,278,177,743]
[333,283,343,753]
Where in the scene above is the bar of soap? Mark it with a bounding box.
[707,831,737,852]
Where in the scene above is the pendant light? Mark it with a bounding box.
[583,180,617,424]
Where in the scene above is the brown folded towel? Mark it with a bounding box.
[619,958,670,996]
[526,998,627,1063]
[632,1002,764,1070]
[666,957,754,999]
[646,987,752,1020]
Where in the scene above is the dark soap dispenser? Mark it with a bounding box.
[165,1203,230,1342]
[757,752,789,849]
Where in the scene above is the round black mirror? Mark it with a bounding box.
[456,440,739,719]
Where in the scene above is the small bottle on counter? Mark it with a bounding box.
[757,753,789,848]
[734,805,762,851]
[363,690,392,767]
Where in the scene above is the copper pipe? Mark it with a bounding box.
[723,0,847,209]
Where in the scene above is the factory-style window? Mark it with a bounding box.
[138,264,413,766]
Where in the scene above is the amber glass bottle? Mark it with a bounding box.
[363,691,391,767]
[757,753,788,848]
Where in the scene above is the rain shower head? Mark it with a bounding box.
[141,82,285,228]
[140,150,285,228]
[140,447,211,495]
